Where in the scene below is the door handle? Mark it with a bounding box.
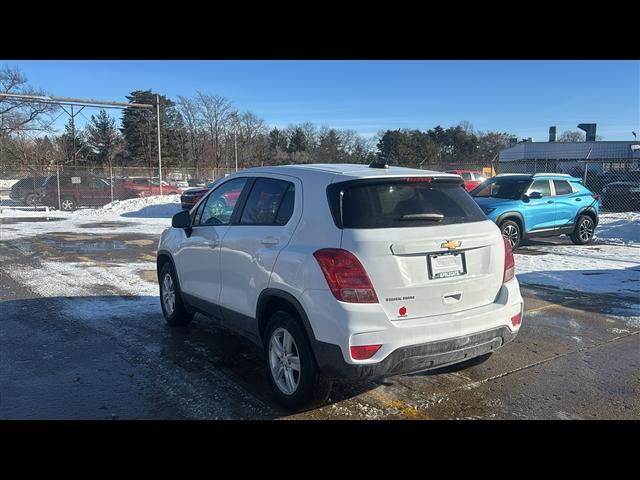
[261,237,279,247]
[547,200,554,204]
[575,198,582,201]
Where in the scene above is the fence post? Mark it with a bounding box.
[583,161,589,185]
[110,165,114,203]
[56,165,61,211]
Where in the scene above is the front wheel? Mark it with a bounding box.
[159,262,194,326]
[570,215,595,245]
[500,220,522,250]
[264,311,332,412]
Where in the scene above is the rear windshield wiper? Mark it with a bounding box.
[400,213,444,221]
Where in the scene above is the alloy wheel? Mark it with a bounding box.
[579,218,594,242]
[502,224,519,248]
[162,273,176,316]
[269,327,301,395]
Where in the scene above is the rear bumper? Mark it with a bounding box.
[313,325,517,379]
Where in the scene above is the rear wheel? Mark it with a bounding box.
[24,192,38,206]
[264,311,332,412]
[570,215,595,245]
[500,220,521,250]
[159,262,194,326]
[60,197,76,211]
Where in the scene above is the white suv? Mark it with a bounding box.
[157,164,524,411]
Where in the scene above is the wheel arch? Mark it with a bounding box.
[256,289,319,365]
[495,211,526,234]
[576,206,598,227]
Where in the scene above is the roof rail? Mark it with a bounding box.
[533,173,572,177]
[495,173,531,176]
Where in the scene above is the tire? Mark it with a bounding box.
[60,197,77,211]
[159,262,194,326]
[570,215,595,245]
[24,192,38,207]
[500,220,522,250]
[264,311,332,412]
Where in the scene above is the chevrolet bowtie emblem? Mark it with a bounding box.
[441,240,462,250]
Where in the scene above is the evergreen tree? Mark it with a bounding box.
[86,109,120,168]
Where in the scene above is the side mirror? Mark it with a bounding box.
[172,210,191,229]
[528,191,543,199]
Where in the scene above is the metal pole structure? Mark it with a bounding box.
[110,165,114,203]
[233,111,239,172]
[56,165,61,211]
[156,95,163,196]
[71,105,76,166]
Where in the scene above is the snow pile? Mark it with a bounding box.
[75,194,182,218]
[595,212,640,246]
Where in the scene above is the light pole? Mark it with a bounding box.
[232,111,239,172]
[633,131,637,143]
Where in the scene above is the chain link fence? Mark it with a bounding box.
[1,159,638,212]
[0,165,238,211]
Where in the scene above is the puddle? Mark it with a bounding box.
[0,217,64,224]
[6,232,159,264]
[78,222,137,229]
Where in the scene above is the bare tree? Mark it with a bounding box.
[0,65,58,136]
[195,92,233,175]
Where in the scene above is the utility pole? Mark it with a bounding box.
[233,111,239,172]
[156,95,163,195]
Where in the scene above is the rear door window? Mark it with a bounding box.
[553,180,574,195]
[330,178,486,229]
[240,178,293,225]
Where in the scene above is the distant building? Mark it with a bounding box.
[498,125,639,176]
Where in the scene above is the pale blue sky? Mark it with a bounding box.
[5,60,639,140]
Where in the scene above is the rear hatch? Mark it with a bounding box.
[328,175,505,321]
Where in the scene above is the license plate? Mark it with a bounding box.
[428,252,466,279]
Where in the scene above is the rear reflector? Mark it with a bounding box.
[350,344,382,360]
[511,312,522,327]
[313,248,379,303]
[503,237,515,283]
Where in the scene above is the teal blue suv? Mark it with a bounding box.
[470,173,600,249]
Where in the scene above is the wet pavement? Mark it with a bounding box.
[0,221,638,419]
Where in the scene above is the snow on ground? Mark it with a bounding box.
[515,213,640,296]
[594,212,640,245]
[0,195,179,240]
[0,179,19,189]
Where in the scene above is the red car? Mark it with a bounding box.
[180,182,241,210]
[446,170,487,192]
[121,178,182,196]
[39,174,139,211]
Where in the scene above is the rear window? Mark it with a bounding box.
[329,179,486,229]
[553,180,573,195]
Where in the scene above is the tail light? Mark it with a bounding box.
[503,237,515,283]
[350,344,382,360]
[313,248,379,303]
[511,312,522,327]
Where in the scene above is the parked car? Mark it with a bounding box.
[470,173,600,249]
[601,181,640,211]
[121,177,182,196]
[9,175,49,206]
[586,171,640,194]
[445,169,487,192]
[180,181,242,210]
[39,174,138,211]
[157,164,524,411]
